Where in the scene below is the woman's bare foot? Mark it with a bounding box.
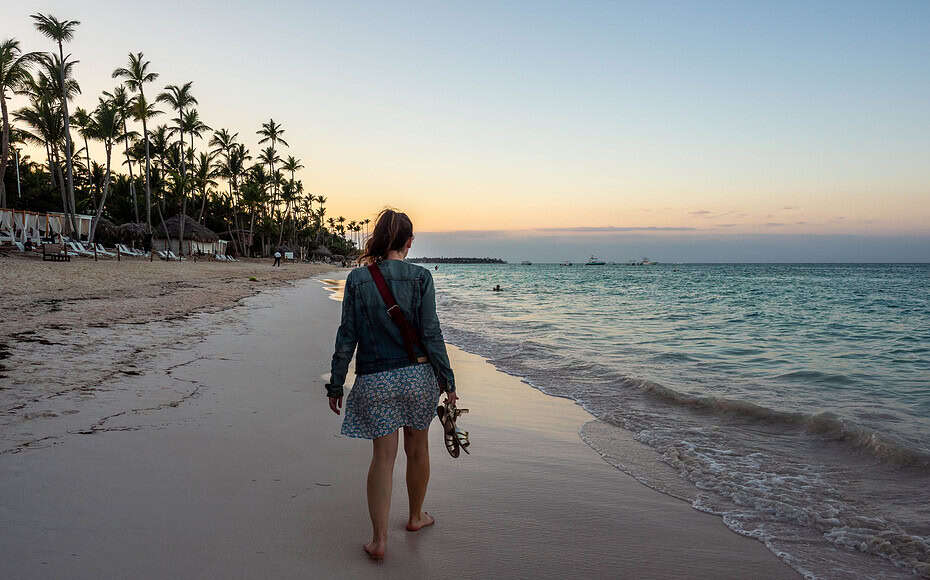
[364,540,386,561]
[406,512,435,531]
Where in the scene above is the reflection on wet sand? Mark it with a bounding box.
[321,279,346,301]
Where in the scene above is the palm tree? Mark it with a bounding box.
[258,146,280,201]
[276,156,304,247]
[71,105,93,202]
[181,109,210,153]
[281,155,304,183]
[13,95,61,191]
[0,38,39,207]
[87,97,119,241]
[113,52,158,232]
[15,59,80,222]
[209,128,237,158]
[217,142,249,254]
[257,118,287,200]
[103,84,138,222]
[31,13,80,234]
[148,122,170,189]
[157,82,198,256]
[193,150,218,222]
[348,220,357,248]
[34,53,80,219]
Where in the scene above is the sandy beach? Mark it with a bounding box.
[0,265,796,578]
[0,255,333,456]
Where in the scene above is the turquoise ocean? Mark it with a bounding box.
[427,263,929,579]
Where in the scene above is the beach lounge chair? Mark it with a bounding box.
[67,242,95,257]
[73,241,99,256]
[93,243,117,257]
[117,244,143,257]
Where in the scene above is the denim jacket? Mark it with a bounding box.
[326,260,455,398]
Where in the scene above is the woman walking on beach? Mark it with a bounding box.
[326,209,457,561]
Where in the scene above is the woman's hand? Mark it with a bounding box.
[328,396,343,415]
[444,391,458,407]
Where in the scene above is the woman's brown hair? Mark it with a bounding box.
[358,209,413,265]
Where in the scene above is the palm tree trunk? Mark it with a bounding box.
[140,88,152,233]
[177,126,186,257]
[155,194,172,255]
[0,93,10,208]
[52,151,69,231]
[179,194,187,260]
[89,171,98,212]
[57,40,79,238]
[82,132,91,207]
[277,201,288,247]
[198,187,207,223]
[121,116,138,223]
[90,140,113,242]
[45,142,56,189]
[248,211,255,257]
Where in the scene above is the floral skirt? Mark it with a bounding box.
[341,363,440,439]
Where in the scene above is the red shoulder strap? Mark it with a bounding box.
[368,263,422,363]
[368,263,397,309]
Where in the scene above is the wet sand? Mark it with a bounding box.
[0,274,796,579]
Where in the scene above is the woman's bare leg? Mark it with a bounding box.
[365,431,399,560]
[403,426,435,531]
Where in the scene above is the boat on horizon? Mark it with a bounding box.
[584,255,606,266]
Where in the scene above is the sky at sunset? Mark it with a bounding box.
[3,1,929,261]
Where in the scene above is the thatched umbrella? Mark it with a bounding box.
[117,222,148,243]
[154,215,219,242]
[154,215,222,256]
[93,218,119,245]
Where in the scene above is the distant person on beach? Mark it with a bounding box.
[326,208,457,561]
[273,250,281,267]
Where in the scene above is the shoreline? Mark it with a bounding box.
[0,272,796,578]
